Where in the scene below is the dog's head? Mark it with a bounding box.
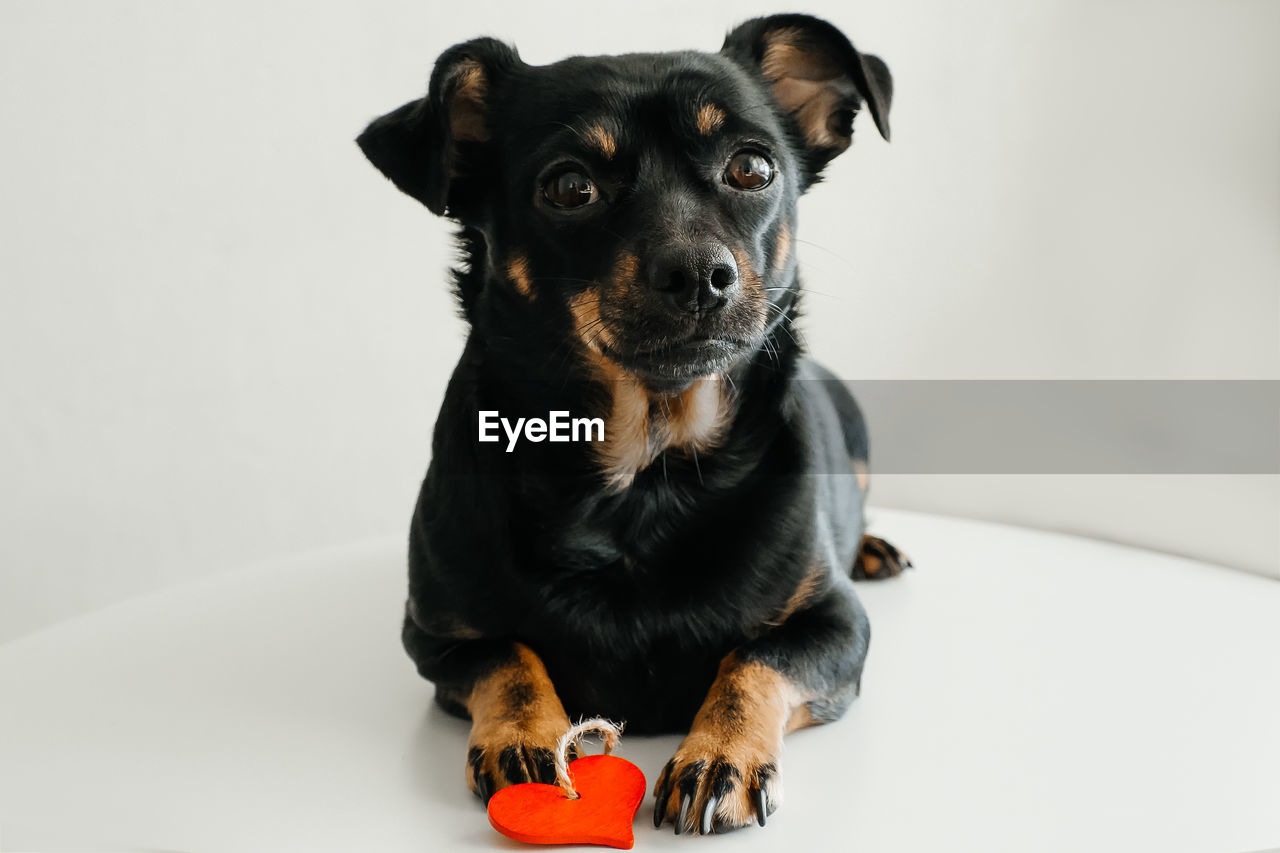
[358,14,890,392]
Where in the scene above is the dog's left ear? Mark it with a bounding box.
[722,15,891,170]
[356,37,521,216]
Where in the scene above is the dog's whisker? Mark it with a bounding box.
[793,237,858,268]
[764,308,800,347]
[766,282,840,301]
[760,336,780,367]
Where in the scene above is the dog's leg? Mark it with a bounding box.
[459,642,574,801]
[653,578,870,834]
[405,615,572,802]
[849,451,911,580]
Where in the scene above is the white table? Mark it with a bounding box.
[2,509,1278,852]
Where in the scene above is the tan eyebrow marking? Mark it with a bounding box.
[584,124,617,159]
[696,103,727,135]
[506,255,534,299]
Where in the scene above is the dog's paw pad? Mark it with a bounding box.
[852,534,912,580]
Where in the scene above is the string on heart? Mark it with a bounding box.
[553,717,624,800]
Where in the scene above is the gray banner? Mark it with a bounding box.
[842,380,1279,474]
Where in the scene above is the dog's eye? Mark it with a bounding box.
[542,170,599,209]
[725,151,774,191]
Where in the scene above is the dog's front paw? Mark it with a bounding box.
[466,717,574,803]
[653,729,783,835]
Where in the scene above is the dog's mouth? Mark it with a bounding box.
[599,336,748,390]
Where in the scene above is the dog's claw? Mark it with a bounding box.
[531,747,556,784]
[700,794,718,834]
[676,793,692,835]
[477,772,493,803]
[753,787,767,826]
[653,766,673,828]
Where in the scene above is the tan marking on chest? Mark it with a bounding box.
[658,378,728,451]
[593,358,653,489]
[592,374,732,491]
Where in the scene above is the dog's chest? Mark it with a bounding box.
[545,478,693,574]
[587,375,731,492]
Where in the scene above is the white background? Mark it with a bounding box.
[1,0,1277,642]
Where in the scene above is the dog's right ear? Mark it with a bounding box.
[722,15,891,180]
[356,38,520,216]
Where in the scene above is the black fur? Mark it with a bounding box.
[360,12,894,754]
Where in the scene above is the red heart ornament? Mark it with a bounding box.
[487,754,646,849]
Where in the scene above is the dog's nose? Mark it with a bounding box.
[648,244,739,314]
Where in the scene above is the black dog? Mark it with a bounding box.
[358,13,907,835]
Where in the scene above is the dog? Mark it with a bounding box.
[357,13,907,835]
